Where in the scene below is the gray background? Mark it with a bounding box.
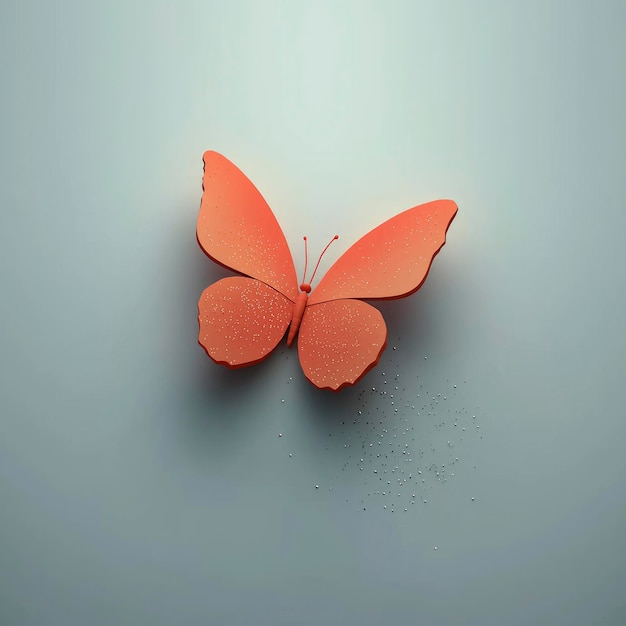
[2,1,625,624]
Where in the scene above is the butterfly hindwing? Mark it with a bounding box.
[308,200,458,304]
[198,277,294,368]
[298,299,387,391]
[197,151,299,301]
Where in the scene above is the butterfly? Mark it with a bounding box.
[196,151,457,391]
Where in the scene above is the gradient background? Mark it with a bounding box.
[2,1,625,624]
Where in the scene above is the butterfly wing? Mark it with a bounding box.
[308,200,458,304]
[198,277,294,368]
[197,151,300,369]
[197,151,299,302]
[299,199,457,390]
[298,299,387,391]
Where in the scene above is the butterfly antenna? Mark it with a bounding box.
[309,235,339,284]
[301,236,309,286]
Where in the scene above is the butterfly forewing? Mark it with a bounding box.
[197,151,299,302]
[198,277,294,368]
[308,200,458,304]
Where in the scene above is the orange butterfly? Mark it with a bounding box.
[196,151,457,391]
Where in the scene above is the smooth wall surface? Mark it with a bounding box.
[2,1,625,624]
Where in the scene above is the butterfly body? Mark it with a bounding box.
[287,289,309,347]
[196,151,457,391]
